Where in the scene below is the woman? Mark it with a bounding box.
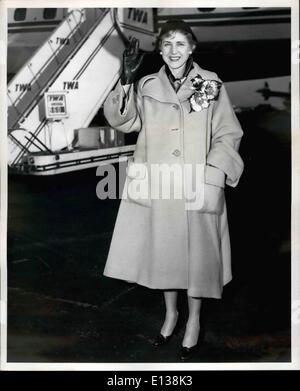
[103,20,244,360]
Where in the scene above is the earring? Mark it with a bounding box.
[189,51,192,54]
[160,51,162,55]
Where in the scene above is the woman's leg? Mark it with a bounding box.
[160,290,178,337]
[182,295,202,347]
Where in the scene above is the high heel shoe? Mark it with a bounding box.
[152,333,173,347]
[152,314,180,347]
[179,343,200,361]
[179,322,205,360]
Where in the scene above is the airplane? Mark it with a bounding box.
[256,82,291,100]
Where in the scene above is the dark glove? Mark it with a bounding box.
[120,37,144,85]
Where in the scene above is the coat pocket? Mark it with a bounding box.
[123,162,151,208]
[198,165,225,215]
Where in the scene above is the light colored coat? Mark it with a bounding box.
[103,62,244,298]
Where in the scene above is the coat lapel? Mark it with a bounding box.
[141,63,209,105]
[141,65,179,104]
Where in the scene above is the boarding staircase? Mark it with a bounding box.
[7,8,155,171]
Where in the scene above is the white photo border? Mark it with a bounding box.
[0,0,299,371]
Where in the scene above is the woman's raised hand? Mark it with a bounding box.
[121,37,145,85]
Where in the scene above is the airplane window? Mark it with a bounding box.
[14,8,27,21]
[43,8,57,20]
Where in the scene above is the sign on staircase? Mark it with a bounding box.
[44,91,68,119]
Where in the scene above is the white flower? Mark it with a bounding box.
[200,80,221,100]
[189,74,222,113]
[190,95,202,111]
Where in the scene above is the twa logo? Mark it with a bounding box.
[63,81,79,90]
[127,8,148,24]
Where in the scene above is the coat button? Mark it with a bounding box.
[171,128,179,131]
[172,149,181,157]
[172,104,179,110]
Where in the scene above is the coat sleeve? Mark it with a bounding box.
[206,78,244,187]
[103,80,143,133]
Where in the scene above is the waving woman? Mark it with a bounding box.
[103,20,244,360]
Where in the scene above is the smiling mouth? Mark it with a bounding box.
[169,56,181,61]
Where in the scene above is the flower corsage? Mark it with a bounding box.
[189,74,222,112]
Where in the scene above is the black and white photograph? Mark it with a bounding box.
[0,0,299,370]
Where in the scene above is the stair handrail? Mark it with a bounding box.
[7,9,86,108]
[8,9,109,131]
[8,8,111,166]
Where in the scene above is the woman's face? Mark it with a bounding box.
[160,31,194,73]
